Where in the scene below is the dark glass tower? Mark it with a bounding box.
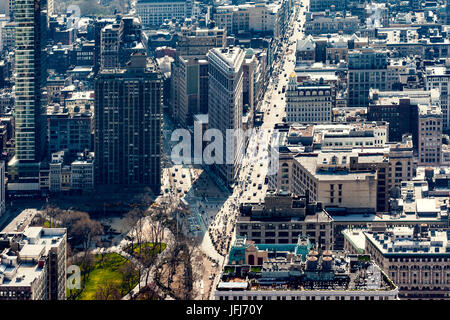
[94,54,163,192]
[8,0,47,188]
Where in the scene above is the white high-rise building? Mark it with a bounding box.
[207,47,245,187]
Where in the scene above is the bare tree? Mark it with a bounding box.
[119,261,139,298]
[94,282,122,300]
[43,204,62,227]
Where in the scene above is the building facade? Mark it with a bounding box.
[237,192,333,249]
[347,48,388,108]
[207,47,245,186]
[136,0,193,28]
[425,65,450,131]
[286,74,333,123]
[418,104,443,166]
[345,226,450,299]
[94,54,163,191]
[0,227,67,300]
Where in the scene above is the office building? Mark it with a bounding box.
[305,13,359,35]
[268,122,389,194]
[175,26,226,61]
[292,151,388,213]
[425,64,450,131]
[214,0,292,40]
[237,192,333,249]
[286,74,333,123]
[418,104,443,166]
[46,104,92,157]
[368,88,439,145]
[347,48,388,107]
[344,226,450,299]
[207,47,245,186]
[0,227,67,300]
[171,26,226,125]
[173,56,209,127]
[94,53,163,191]
[136,0,193,28]
[99,16,145,71]
[309,0,347,12]
[386,136,415,189]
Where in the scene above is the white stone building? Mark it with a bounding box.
[286,73,333,123]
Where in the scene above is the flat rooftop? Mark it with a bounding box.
[365,227,450,255]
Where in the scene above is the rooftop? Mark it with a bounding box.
[218,238,395,292]
[365,227,450,255]
[0,227,66,287]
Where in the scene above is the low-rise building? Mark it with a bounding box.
[286,74,333,123]
[237,192,333,249]
[0,227,67,300]
[305,13,359,35]
[136,0,193,28]
[344,226,450,299]
[291,152,381,212]
[214,236,398,300]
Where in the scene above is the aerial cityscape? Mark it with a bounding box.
[0,0,448,303]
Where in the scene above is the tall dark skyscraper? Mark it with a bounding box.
[94,53,163,192]
[8,0,47,188]
[14,0,45,161]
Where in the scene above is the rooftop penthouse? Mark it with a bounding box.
[214,236,398,300]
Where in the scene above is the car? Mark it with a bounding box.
[258,184,262,190]
[260,163,263,166]
[253,192,257,197]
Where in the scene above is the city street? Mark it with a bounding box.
[204,0,309,298]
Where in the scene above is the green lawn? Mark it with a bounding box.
[126,242,166,256]
[75,253,138,300]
